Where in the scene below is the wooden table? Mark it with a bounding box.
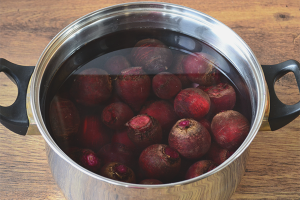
[0,0,299,199]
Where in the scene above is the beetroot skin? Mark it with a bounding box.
[152,72,182,99]
[115,67,151,112]
[77,115,111,152]
[171,54,193,88]
[183,52,220,86]
[100,162,136,183]
[139,144,181,182]
[126,114,162,150]
[168,119,211,160]
[101,102,134,130]
[131,39,173,73]
[104,55,130,75]
[206,142,234,165]
[185,160,216,180]
[211,110,250,150]
[49,96,80,140]
[174,88,211,120]
[112,129,137,152]
[201,83,236,114]
[70,68,112,107]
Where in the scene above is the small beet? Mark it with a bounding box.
[70,68,112,107]
[185,160,216,180]
[139,144,181,182]
[100,162,136,183]
[211,110,250,150]
[112,129,137,152]
[174,88,211,120]
[139,179,163,184]
[97,143,137,170]
[206,142,233,165]
[126,114,162,150]
[101,102,134,130]
[152,72,182,99]
[77,115,111,152]
[183,52,220,86]
[201,83,236,114]
[171,54,193,88]
[168,119,211,160]
[140,100,179,140]
[49,96,80,140]
[131,39,173,73]
[104,55,130,75]
[115,67,151,112]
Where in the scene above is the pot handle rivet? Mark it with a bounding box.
[0,58,35,135]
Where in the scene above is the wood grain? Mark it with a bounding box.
[0,0,299,199]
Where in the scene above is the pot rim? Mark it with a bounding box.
[29,1,268,188]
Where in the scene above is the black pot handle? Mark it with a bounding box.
[0,58,35,135]
[262,60,300,131]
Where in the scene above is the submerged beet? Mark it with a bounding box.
[112,129,137,152]
[104,55,130,75]
[139,179,163,184]
[115,67,151,112]
[171,54,193,88]
[126,114,162,150]
[70,68,112,107]
[131,39,173,73]
[152,72,182,99]
[139,144,181,182]
[168,119,211,160]
[185,160,216,180]
[100,162,136,183]
[211,110,250,150]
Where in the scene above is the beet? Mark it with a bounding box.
[101,102,134,130]
[112,129,137,152]
[70,68,112,107]
[100,162,136,183]
[139,179,163,184]
[201,83,236,114]
[139,144,181,182]
[140,100,179,140]
[174,88,211,120]
[198,118,212,134]
[97,143,137,170]
[152,72,182,99]
[131,39,173,73]
[206,142,234,165]
[104,55,130,75]
[77,115,111,152]
[183,52,220,86]
[126,114,162,150]
[115,67,151,112]
[211,110,250,150]
[168,119,211,160]
[171,54,193,88]
[185,160,216,180]
[49,96,80,140]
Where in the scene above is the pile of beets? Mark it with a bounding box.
[49,38,250,184]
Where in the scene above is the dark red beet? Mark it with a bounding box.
[131,39,173,73]
[112,129,137,152]
[139,144,181,182]
[140,100,179,140]
[152,72,182,99]
[198,118,211,134]
[68,148,102,173]
[49,96,80,140]
[185,160,216,180]
[70,68,112,107]
[115,67,151,112]
[200,83,236,114]
[206,142,233,165]
[97,143,137,170]
[104,55,130,75]
[171,54,193,88]
[101,102,134,130]
[183,52,220,86]
[168,119,211,160]
[139,179,163,184]
[174,88,211,120]
[77,115,111,152]
[211,110,250,150]
[126,114,163,150]
[100,162,136,183]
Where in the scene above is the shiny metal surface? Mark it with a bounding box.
[28,2,269,199]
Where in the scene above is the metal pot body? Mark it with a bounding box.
[29,2,269,200]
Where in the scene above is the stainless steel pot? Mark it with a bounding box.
[1,2,300,200]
